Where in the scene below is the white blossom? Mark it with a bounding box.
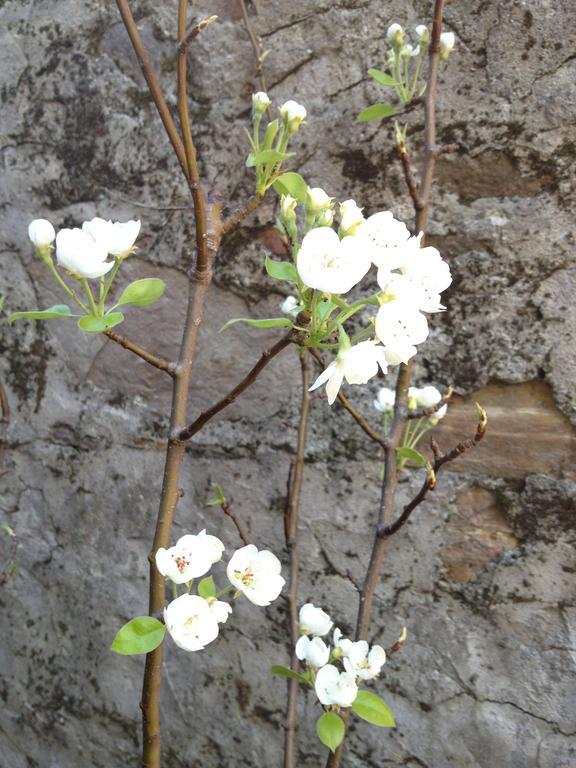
[164,594,220,652]
[440,31,456,59]
[338,199,365,237]
[374,387,395,413]
[375,301,429,348]
[252,91,271,115]
[82,217,141,256]
[279,100,307,132]
[281,296,300,316]
[355,211,413,271]
[209,599,233,624]
[414,385,442,408]
[155,530,224,584]
[227,544,285,606]
[28,219,55,248]
[315,664,358,708]
[295,635,330,668]
[297,227,371,294]
[386,23,404,47]
[382,340,418,366]
[333,627,354,656]
[55,228,113,279]
[309,340,388,405]
[343,641,387,680]
[415,25,430,43]
[306,187,333,213]
[299,603,333,636]
[280,194,297,223]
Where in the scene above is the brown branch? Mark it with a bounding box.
[220,500,250,546]
[283,353,311,768]
[407,386,453,419]
[115,0,188,180]
[104,330,176,376]
[0,382,10,477]
[220,192,265,237]
[179,14,218,56]
[175,331,295,443]
[239,0,270,108]
[398,140,421,211]
[308,348,388,449]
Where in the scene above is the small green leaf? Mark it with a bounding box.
[272,172,308,203]
[357,104,397,122]
[220,316,294,332]
[111,616,166,655]
[265,255,299,283]
[78,312,124,334]
[352,691,395,727]
[367,68,398,87]
[247,149,295,168]
[316,712,345,753]
[8,304,73,325]
[271,665,308,683]
[0,296,5,313]
[116,278,165,308]
[396,447,427,467]
[262,119,280,151]
[198,576,217,599]
[206,483,226,507]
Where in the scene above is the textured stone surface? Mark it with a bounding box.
[1,1,575,768]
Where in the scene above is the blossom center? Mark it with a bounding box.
[174,555,190,572]
[235,568,255,587]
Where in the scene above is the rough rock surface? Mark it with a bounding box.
[1,1,575,768]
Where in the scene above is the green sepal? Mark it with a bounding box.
[220,317,294,332]
[111,616,166,655]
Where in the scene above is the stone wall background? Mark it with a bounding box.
[1,1,575,767]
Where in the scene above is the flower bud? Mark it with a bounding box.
[317,207,334,227]
[28,219,56,251]
[386,23,404,47]
[280,194,297,224]
[338,199,365,237]
[415,25,429,43]
[306,186,332,214]
[252,91,271,117]
[429,404,448,425]
[281,296,299,315]
[400,44,420,60]
[439,31,456,60]
[279,100,307,134]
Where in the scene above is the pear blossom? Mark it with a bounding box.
[28,219,55,248]
[155,530,224,584]
[374,387,396,413]
[338,199,365,236]
[386,23,404,47]
[252,91,271,115]
[440,31,456,60]
[55,228,113,279]
[315,664,358,708]
[382,340,418,366]
[355,211,413,271]
[279,100,306,132]
[227,544,285,606]
[375,301,429,348]
[377,270,445,314]
[415,25,430,43]
[164,594,220,652]
[299,603,333,636]
[297,227,371,294]
[414,385,442,408]
[82,217,141,256]
[333,627,354,656]
[400,44,420,59]
[309,340,388,405]
[343,641,386,681]
[401,244,452,296]
[209,599,233,624]
[306,187,332,213]
[281,296,300,315]
[295,635,330,668]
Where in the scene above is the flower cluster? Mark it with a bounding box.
[156,532,285,652]
[292,604,386,708]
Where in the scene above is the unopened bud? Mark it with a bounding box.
[386,23,404,47]
[252,91,271,117]
[439,31,456,61]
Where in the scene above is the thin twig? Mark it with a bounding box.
[407,386,453,419]
[398,140,421,211]
[0,383,10,476]
[220,192,265,237]
[239,0,270,105]
[220,500,250,546]
[283,353,311,768]
[308,348,388,449]
[175,331,295,443]
[104,330,176,376]
[178,14,218,56]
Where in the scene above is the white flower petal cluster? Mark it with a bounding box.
[295,636,330,668]
[374,386,395,413]
[315,664,358,707]
[297,227,371,294]
[82,217,141,256]
[279,100,307,133]
[28,219,56,248]
[299,603,333,636]
[309,340,388,405]
[227,544,285,606]
[252,91,271,116]
[56,228,113,279]
[333,628,386,681]
[164,594,227,652]
[281,296,300,316]
[338,199,365,237]
[409,385,447,421]
[440,31,456,59]
[156,530,224,584]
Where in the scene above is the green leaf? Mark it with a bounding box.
[111,616,166,655]
[78,312,124,334]
[220,316,294,332]
[198,576,217,599]
[396,446,427,467]
[316,712,345,753]
[367,68,398,87]
[352,691,395,727]
[272,172,308,203]
[357,104,397,122]
[270,665,308,683]
[247,149,295,168]
[8,304,73,325]
[116,278,165,308]
[265,255,299,283]
[206,483,226,507]
[262,119,280,151]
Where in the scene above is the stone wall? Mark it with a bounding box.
[0,1,575,767]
